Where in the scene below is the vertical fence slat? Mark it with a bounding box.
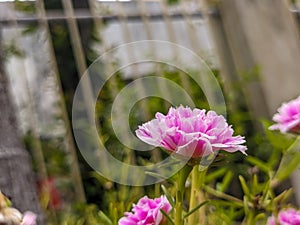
[213,0,270,121]
[179,2,203,55]
[159,0,191,91]
[179,2,222,114]
[0,26,45,224]
[137,0,167,163]
[199,1,246,115]
[115,1,151,120]
[7,2,48,182]
[89,0,137,167]
[36,0,86,203]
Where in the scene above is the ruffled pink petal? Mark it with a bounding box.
[21,212,36,225]
[118,195,172,225]
[267,208,300,225]
[270,96,300,134]
[136,106,247,159]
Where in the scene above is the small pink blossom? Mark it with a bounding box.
[267,208,300,225]
[269,95,300,134]
[21,211,37,225]
[118,195,172,225]
[136,106,247,159]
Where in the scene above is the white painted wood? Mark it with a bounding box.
[216,0,300,205]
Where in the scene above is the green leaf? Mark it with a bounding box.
[254,213,266,223]
[219,171,234,192]
[251,174,260,195]
[243,196,250,215]
[98,211,113,225]
[205,167,227,183]
[160,209,175,225]
[145,171,168,180]
[204,186,243,207]
[275,137,300,181]
[161,185,175,208]
[273,188,293,205]
[184,201,209,218]
[246,156,270,173]
[262,120,294,150]
[261,179,272,203]
[239,175,251,198]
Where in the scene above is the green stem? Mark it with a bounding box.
[175,164,193,225]
[188,167,207,225]
[175,191,183,225]
[247,211,255,225]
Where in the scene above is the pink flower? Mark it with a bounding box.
[118,195,172,225]
[269,95,300,134]
[136,106,247,159]
[267,208,300,225]
[21,211,37,225]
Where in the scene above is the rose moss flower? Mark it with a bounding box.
[269,95,300,134]
[136,106,247,159]
[118,195,172,225]
[267,208,300,225]
[21,212,37,225]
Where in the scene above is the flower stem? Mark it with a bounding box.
[175,164,193,225]
[188,167,207,225]
[247,211,255,225]
[175,191,183,225]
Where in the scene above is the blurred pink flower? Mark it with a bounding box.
[136,106,247,159]
[21,211,36,225]
[38,177,62,210]
[118,195,172,225]
[267,208,300,225]
[269,95,300,134]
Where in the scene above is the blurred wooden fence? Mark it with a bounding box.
[0,0,212,212]
[205,0,300,204]
[0,0,300,216]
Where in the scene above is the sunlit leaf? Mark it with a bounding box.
[205,167,227,183]
[160,209,175,225]
[246,156,270,173]
[161,185,175,208]
[184,200,209,218]
[275,137,300,181]
[239,175,251,198]
[98,211,113,225]
[219,171,234,192]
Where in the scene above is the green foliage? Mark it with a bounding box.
[167,0,180,5]
[184,201,209,218]
[14,0,35,14]
[23,132,69,176]
[52,203,113,225]
[2,40,25,59]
